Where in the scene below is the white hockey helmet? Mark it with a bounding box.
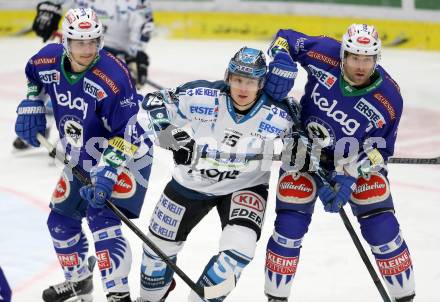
[340,24,381,61]
[62,8,104,54]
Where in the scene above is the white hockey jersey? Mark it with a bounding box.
[138,80,296,196]
[56,0,154,56]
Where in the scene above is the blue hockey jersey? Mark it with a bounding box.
[25,43,143,169]
[269,30,403,175]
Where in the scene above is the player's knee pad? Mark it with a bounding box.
[219,224,257,259]
[359,212,415,300]
[265,210,311,298]
[47,210,91,281]
[87,207,131,292]
[189,249,252,302]
[140,232,184,302]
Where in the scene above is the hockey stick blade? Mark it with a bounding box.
[36,133,236,299]
[387,156,440,164]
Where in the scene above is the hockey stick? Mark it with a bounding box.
[200,149,440,165]
[388,156,440,164]
[36,133,235,300]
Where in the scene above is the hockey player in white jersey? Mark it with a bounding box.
[12,0,154,151]
[134,47,297,301]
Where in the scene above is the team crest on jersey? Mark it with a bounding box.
[39,70,60,84]
[83,77,107,101]
[308,64,337,89]
[351,172,390,205]
[306,117,335,147]
[354,98,386,128]
[59,115,84,148]
[111,168,137,199]
[277,171,316,204]
[52,173,71,204]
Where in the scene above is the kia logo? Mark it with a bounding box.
[356,36,371,44]
[232,192,264,212]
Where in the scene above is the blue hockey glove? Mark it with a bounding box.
[15,99,46,147]
[318,174,357,213]
[263,51,298,101]
[79,166,118,208]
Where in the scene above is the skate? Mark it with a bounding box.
[267,294,288,302]
[106,292,132,302]
[42,256,96,302]
[133,278,176,302]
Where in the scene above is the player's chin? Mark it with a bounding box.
[80,58,94,66]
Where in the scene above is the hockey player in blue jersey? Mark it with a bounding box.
[13,0,154,151]
[262,24,415,302]
[134,47,297,301]
[14,8,153,302]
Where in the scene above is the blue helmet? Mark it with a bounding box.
[225,47,267,87]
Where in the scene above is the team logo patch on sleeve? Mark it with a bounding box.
[52,173,71,204]
[111,168,136,199]
[276,172,316,204]
[230,191,266,228]
[351,172,390,205]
